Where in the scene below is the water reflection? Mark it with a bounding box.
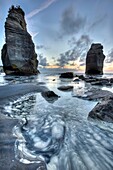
[2,72,113,169]
[11,92,113,170]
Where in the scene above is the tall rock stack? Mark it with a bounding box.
[1,6,38,75]
[85,43,105,75]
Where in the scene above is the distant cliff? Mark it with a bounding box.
[1,5,38,75]
[85,43,105,75]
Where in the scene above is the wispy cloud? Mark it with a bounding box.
[38,54,49,67]
[88,14,107,32]
[26,0,57,19]
[56,35,92,67]
[36,44,50,50]
[106,48,113,63]
[59,6,86,38]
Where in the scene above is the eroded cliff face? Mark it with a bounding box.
[1,6,38,75]
[85,43,105,75]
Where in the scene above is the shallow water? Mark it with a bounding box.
[2,70,113,169]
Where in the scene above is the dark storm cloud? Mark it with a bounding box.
[57,35,92,67]
[106,49,113,63]
[38,54,49,66]
[60,6,86,36]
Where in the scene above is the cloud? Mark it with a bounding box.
[36,45,45,50]
[26,0,57,19]
[56,53,69,67]
[56,35,92,67]
[60,6,86,37]
[89,14,107,31]
[36,45,50,50]
[105,49,113,63]
[38,54,49,67]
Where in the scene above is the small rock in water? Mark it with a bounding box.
[58,85,73,91]
[77,75,86,80]
[41,91,60,103]
[91,81,103,86]
[59,72,73,78]
[52,79,55,81]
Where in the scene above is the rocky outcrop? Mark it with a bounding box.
[85,43,105,75]
[88,97,113,123]
[1,6,38,75]
[72,87,113,100]
[59,72,74,78]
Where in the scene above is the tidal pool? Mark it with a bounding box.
[3,89,113,170]
[2,73,113,170]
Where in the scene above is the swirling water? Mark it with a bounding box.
[2,69,113,170]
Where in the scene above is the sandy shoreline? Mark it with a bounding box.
[0,83,48,170]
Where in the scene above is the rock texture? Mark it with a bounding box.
[85,43,105,75]
[41,91,60,103]
[72,87,113,101]
[88,97,113,123]
[1,6,38,75]
[58,85,73,91]
[59,72,74,78]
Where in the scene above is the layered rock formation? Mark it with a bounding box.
[85,43,105,75]
[1,6,38,75]
[88,97,113,123]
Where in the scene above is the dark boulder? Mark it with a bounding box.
[1,6,38,75]
[58,85,73,91]
[88,97,113,123]
[59,72,73,78]
[85,78,97,83]
[41,91,60,103]
[91,78,110,86]
[85,43,105,75]
[77,75,86,80]
[91,81,103,86]
[110,78,113,83]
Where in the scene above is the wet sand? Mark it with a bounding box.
[0,83,48,170]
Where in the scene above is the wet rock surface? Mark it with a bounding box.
[88,97,113,123]
[58,85,73,91]
[59,72,74,78]
[41,91,60,103]
[85,43,105,75]
[1,6,38,75]
[1,73,113,169]
[73,87,113,101]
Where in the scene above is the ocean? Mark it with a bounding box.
[1,68,113,170]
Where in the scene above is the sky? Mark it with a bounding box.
[0,0,113,72]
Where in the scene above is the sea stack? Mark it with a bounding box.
[1,5,38,75]
[85,43,105,75]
